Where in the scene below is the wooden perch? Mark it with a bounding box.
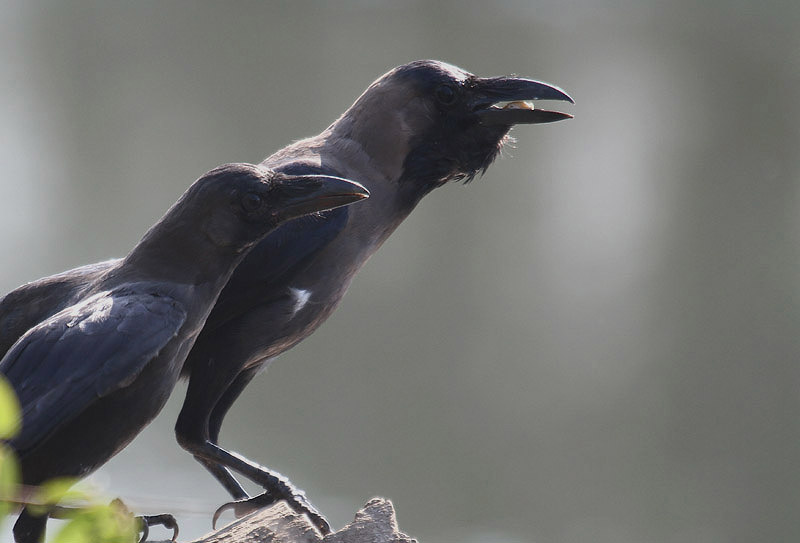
[154,498,417,543]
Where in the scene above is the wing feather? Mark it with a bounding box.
[0,290,186,453]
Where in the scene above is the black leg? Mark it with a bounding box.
[177,357,329,534]
[176,356,254,499]
[208,366,261,444]
[194,366,262,500]
[13,508,47,543]
[195,456,249,500]
[191,440,330,534]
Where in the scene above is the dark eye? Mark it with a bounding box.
[435,84,457,105]
[241,192,263,212]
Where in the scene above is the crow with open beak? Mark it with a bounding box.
[0,60,572,536]
[178,60,573,533]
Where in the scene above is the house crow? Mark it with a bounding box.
[182,60,573,532]
[0,60,572,534]
[0,164,368,543]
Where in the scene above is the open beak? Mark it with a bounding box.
[276,174,369,221]
[473,76,574,126]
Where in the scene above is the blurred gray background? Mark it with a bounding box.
[2,1,799,542]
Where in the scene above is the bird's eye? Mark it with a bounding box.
[241,192,263,212]
[435,84,457,105]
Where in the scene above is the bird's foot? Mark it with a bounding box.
[110,499,179,543]
[213,488,330,535]
[136,513,179,543]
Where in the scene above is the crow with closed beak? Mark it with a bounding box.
[0,164,368,543]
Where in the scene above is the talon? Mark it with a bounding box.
[211,502,233,530]
[212,493,277,529]
[106,499,178,542]
[138,513,179,542]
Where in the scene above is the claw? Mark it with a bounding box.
[211,501,233,530]
[211,491,331,534]
[211,504,227,531]
[107,499,178,543]
[212,493,278,529]
[137,513,179,542]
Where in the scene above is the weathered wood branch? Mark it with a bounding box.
[153,498,416,543]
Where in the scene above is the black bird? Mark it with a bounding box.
[0,164,368,543]
[181,60,573,531]
[0,60,572,534]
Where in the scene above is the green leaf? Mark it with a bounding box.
[0,377,21,439]
[27,477,84,516]
[53,502,137,543]
[0,445,20,521]
[0,378,137,541]
[35,478,81,503]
